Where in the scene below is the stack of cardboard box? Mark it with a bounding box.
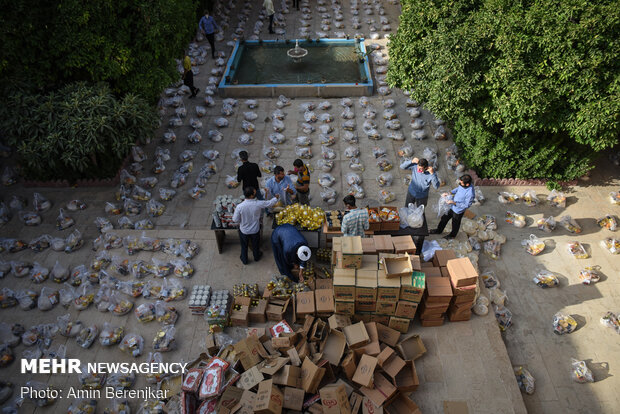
[446,257,478,322]
[332,236,425,334]
[418,276,453,327]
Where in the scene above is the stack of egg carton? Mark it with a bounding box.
[212,195,244,228]
[189,285,211,315]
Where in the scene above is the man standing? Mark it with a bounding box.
[430,174,475,239]
[399,157,440,207]
[288,159,310,205]
[182,52,198,98]
[236,151,262,199]
[271,223,311,282]
[233,187,278,264]
[263,0,276,34]
[199,10,219,59]
[340,195,369,237]
[265,166,296,206]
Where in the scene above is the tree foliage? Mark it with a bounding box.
[387,0,620,180]
[0,0,198,103]
[0,83,159,181]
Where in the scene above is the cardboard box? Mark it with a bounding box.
[420,261,434,268]
[283,387,305,411]
[356,322,380,356]
[426,277,453,303]
[260,356,291,376]
[409,255,422,271]
[254,379,283,414]
[273,365,301,388]
[360,373,397,407]
[333,268,356,300]
[381,254,413,279]
[375,323,400,347]
[231,389,256,414]
[296,291,316,318]
[320,384,352,414]
[446,257,478,287]
[391,236,416,255]
[349,392,364,414]
[335,299,355,316]
[341,351,357,380]
[371,314,390,325]
[341,236,363,269]
[388,317,410,334]
[376,301,397,316]
[249,298,268,323]
[380,349,406,380]
[266,298,290,321]
[379,207,401,231]
[355,300,376,312]
[310,319,327,342]
[423,267,442,278]
[315,289,335,315]
[432,249,456,267]
[440,267,450,277]
[352,354,378,387]
[231,296,251,326]
[399,272,425,302]
[372,235,394,253]
[353,312,373,324]
[361,237,378,254]
[246,327,267,341]
[239,365,265,390]
[392,360,419,392]
[420,318,444,327]
[360,254,379,270]
[234,335,266,370]
[300,357,326,394]
[323,329,347,366]
[395,301,418,319]
[316,278,334,290]
[384,393,421,414]
[397,335,426,361]
[367,207,382,232]
[377,269,401,302]
[355,270,378,301]
[343,322,370,349]
[328,314,351,331]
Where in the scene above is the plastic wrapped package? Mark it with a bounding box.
[76,325,99,349]
[472,296,489,316]
[461,218,478,236]
[74,283,96,310]
[178,150,196,163]
[170,171,188,188]
[0,287,17,308]
[341,108,355,120]
[1,166,18,186]
[241,120,255,133]
[379,190,395,203]
[436,194,453,218]
[28,235,50,252]
[494,305,512,331]
[376,157,393,171]
[155,300,179,324]
[387,131,405,141]
[320,188,337,205]
[370,146,386,159]
[117,216,134,230]
[303,111,317,123]
[268,133,286,145]
[514,366,536,395]
[342,131,358,143]
[68,398,97,414]
[272,119,285,132]
[57,314,83,337]
[64,229,84,253]
[600,311,620,334]
[162,129,176,144]
[296,136,312,146]
[318,101,331,110]
[537,216,555,232]
[295,146,313,159]
[385,120,401,130]
[434,125,447,140]
[347,184,365,199]
[546,190,566,207]
[570,359,594,383]
[567,241,588,259]
[146,199,165,217]
[55,208,75,230]
[601,237,620,254]
[319,134,336,146]
[468,236,482,251]
[135,303,156,323]
[99,323,123,346]
[119,333,144,357]
[318,173,336,188]
[340,98,353,107]
[171,259,194,278]
[609,190,620,205]
[477,215,497,231]
[521,190,539,207]
[406,204,425,228]
[522,235,545,256]
[301,122,315,134]
[0,202,10,226]
[578,266,600,285]
[498,192,520,204]
[505,211,526,228]
[139,177,158,189]
[272,109,287,121]
[11,261,32,278]
[153,326,176,352]
[19,210,41,226]
[553,312,577,335]
[484,240,502,259]
[33,193,52,212]
[597,214,617,231]
[413,129,429,139]
[363,107,377,119]
[533,269,559,288]
[29,263,49,283]
[0,261,9,279]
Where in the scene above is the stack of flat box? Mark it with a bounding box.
[419,277,453,326]
[446,257,478,322]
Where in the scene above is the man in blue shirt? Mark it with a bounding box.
[400,157,440,207]
[265,166,296,207]
[199,10,219,59]
[430,174,475,239]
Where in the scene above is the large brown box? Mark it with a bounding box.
[388,316,410,334]
[425,277,453,303]
[446,257,478,287]
[283,387,304,411]
[253,379,283,414]
[395,301,418,319]
[249,298,268,323]
[296,291,315,319]
[372,235,394,253]
[423,266,442,278]
[320,384,352,414]
[381,254,413,279]
[335,300,355,316]
[353,354,378,387]
[376,301,397,316]
[333,268,356,300]
[392,235,416,255]
[315,289,335,315]
[377,268,401,302]
[361,238,377,254]
[379,206,401,231]
[360,254,379,270]
[432,249,456,267]
[355,300,376,313]
[355,269,378,301]
[341,236,364,269]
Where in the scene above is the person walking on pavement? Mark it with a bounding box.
[265,166,296,207]
[400,157,439,207]
[340,195,369,237]
[293,0,300,10]
[430,174,475,239]
[263,0,276,34]
[236,151,263,199]
[288,159,310,205]
[271,223,311,282]
[182,52,199,98]
[233,186,279,264]
[199,10,219,58]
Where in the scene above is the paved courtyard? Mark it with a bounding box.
[0,0,618,413]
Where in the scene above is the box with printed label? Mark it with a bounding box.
[376,323,401,347]
[355,300,376,312]
[381,253,413,279]
[388,316,410,334]
[371,314,390,325]
[335,300,355,316]
[353,354,378,387]
[361,237,378,254]
[343,321,370,349]
[395,301,418,319]
[377,268,401,302]
[341,236,363,269]
[373,235,394,253]
[253,379,283,414]
[355,269,378,301]
[320,384,352,414]
[333,268,356,300]
[283,387,304,411]
[315,289,335,315]
[376,300,397,316]
[296,291,315,319]
[399,271,425,302]
[392,235,416,255]
[360,254,379,270]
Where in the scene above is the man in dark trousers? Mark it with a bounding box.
[430,174,475,239]
[199,10,219,58]
[236,151,263,199]
[233,187,278,264]
[271,223,311,283]
[289,158,310,205]
[182,52,199,98]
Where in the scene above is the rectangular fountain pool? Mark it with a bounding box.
[219,39,373,97]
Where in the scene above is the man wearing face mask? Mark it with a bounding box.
[430,174,475,239]
[288,159,310,205]
[400,157,439,207]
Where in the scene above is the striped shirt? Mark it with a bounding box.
[341,208,370,237]
[296,165,310,193]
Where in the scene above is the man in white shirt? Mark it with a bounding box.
[233,186,279,264]
[263,0,276,34]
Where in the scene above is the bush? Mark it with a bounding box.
[0,82,158,181]
[387,0,620,180]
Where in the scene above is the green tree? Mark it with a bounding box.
[388,0,620,180]
[0,0,198,103]
[0,82,159,181]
